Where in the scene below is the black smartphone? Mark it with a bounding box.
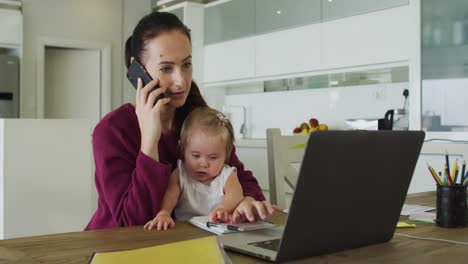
[126,60,164,103]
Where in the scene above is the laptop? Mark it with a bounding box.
[219,130,425,262]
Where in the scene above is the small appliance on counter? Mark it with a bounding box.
[378,108,409,130]
[378,89,409,130]
[0,55,19,118]
[346,89,409,131]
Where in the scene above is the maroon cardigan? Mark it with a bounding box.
[85,103,265,230]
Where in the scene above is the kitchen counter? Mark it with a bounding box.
[235,138,267,148]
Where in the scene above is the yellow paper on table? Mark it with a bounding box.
[90,236,227,264]
[396,222,416,228]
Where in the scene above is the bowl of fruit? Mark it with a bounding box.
[293,118,328,135]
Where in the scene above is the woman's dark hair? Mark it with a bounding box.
[125,12,191,69]
[125,11,207,137]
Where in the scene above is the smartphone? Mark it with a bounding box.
[126,60,164,103]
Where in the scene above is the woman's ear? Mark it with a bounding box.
[130,56,135,64]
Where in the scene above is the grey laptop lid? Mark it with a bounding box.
[274,130,425,262]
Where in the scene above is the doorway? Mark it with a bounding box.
[36,37,111,121]
[44,47,100,125]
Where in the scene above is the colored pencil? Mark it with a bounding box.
[445,150,451,180]
[452,159,458,184]
[427,164,442,185]
[460,160,466,185]
[438,172,444,186]
[445,164,454,186]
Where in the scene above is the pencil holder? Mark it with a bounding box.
[436,185,468,228]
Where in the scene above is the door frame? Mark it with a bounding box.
[36,37,111,118]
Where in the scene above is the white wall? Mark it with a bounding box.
[0,119,93,239]
[226,82,408,139]
[21,0,152,118]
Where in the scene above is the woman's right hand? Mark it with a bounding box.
[135,78,171,161]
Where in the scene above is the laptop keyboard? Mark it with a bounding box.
[248,239,281,252]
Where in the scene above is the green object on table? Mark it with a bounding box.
[289,142,306,149]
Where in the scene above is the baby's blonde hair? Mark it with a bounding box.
[180,107,235,162]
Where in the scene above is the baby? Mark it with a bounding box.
[144,107,244,230]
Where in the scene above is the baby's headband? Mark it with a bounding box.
[216,113,229,126]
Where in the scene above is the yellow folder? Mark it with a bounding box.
[90,236,227,264]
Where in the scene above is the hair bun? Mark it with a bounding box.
[124,35,133,68]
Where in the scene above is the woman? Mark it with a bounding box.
[85,11,278,230]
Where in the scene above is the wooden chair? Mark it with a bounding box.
[266,128,309,208]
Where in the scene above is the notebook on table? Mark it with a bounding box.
[189,215,275,235]
[219,130,425,262]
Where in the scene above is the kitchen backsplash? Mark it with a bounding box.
[222,82,408,139]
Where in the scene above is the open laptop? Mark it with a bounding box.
[219,130,425,262]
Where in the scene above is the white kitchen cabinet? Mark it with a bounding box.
[321,0,409,21]
[204,0,255,45]
[235,139,269,191]
[204,5,411,84]
[255,0,321,35]
[320,6,410,70]
[204,36,255,83]
[0,9,22,47]
[255,24,321,78]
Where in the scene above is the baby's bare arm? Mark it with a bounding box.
[144,168,180,230]
[210,170,244,222]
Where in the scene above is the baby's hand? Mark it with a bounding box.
[209,207,231,223]
[144,212,175,231]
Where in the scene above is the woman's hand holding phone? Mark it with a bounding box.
[135,77,171,161]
